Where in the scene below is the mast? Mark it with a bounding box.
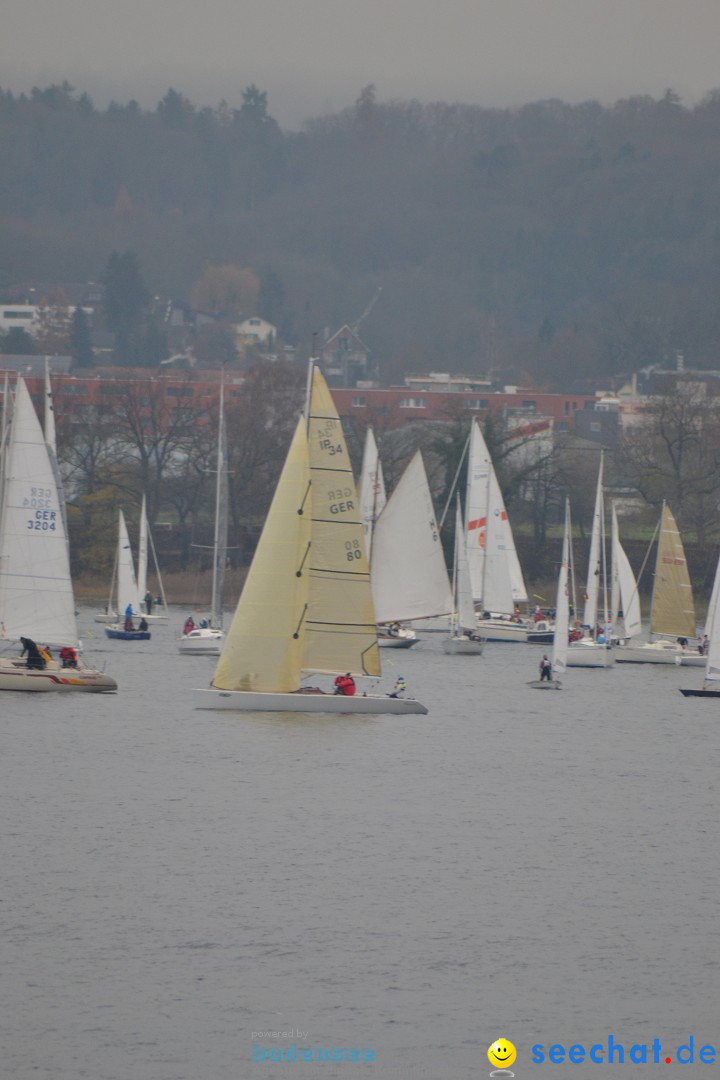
[210,377,227,629]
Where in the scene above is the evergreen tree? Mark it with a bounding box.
[70,306,95,367]
[102,250,149,364]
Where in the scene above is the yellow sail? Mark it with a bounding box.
[650,504,696,639]
[303,368,381,677]
[212,417,310,692]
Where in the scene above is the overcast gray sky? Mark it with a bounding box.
[3,0,719,128]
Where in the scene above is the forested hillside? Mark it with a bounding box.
[2,82,720,386]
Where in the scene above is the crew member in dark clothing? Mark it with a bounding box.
[20,637,45,670]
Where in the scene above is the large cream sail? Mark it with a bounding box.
[212,417,310,692]
[650,503,696,639]
[304,368,380,677]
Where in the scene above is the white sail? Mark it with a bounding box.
[552,500,571,676]
[137,495,149,601]
[303,367,380,677]
[0,378,78,645]
[371,451,452,624]
[465,418,526,611]
[703,548,720,640]
[116,509,141,617]
[455,499,476,632]
[611,505,642,639]
[703,550,720,684]
[358,426,386,559]
[582,453,605,630]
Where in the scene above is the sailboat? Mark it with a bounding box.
[179,382,228,655]
[566,453,614,667]
[680,547,720,696]
[137,495,168,621]
[0,377,117,692]
[529,498,571,688]
[615,502,702,665]
[465,418,528,641]
[443,497,484,654]
[370,450,452,648]
[195,364,428,714]
[104,510,151,640]
[609,503,643,645]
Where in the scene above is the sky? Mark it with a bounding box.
[3,0,720,129]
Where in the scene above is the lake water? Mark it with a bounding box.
[1,609,718,1079]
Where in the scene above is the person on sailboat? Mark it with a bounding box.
[20,637,45,670]
[139,617,149,632]
[124,615,134,632]
[60,646,78,668]
[389,676,407,698]
[144,591,153,615]
[125,603,134,618]
[183,616,195,635]
[334,673,356,696]
[539,655,552,682]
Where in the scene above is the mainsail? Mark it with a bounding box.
[304,368,380,676]
[370,450,452,624]
[649,503,696,639]
[212,417,310,693]
[465,418,526,612]
[0,378,78,645]
[358,426,386,559]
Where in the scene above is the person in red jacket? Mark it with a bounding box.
[333,673,356,696]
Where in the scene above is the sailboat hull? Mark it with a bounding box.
[178,628,224,655]
[443,635,484,655]
[0,660,117,693]
[105,626,151,641]
[566,642,614,667]
[527,678,562,690]
[615,640,703,665]
[679,687,720,697]
[195,688,428,714]
[475,618,528,642]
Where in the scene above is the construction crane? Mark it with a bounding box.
[349,287,382,335]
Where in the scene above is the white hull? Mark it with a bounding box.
[178,628,224,655]
[377,625,418,648]
[615,640,705,666]
[475,618,527,642]
[195,688,428,714]
[566,642,614,668]
[0,659,117,693]
[442,634,484,655]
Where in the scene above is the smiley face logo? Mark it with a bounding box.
[488,1038,516,1069]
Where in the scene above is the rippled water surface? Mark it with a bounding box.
[1,609,718,1079]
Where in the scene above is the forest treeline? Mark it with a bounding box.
[3,82,720,386]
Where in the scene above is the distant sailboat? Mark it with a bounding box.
[443,497,484,654]
[0,377,117,691]
[195,364,428,713]
[615,502,702,665]
[529,498,571,688]
[465,419,528,641]
[179,382,228,655]
[137,495,168,621]
[680,546,720,696]
[370,450,452,648]
[104,510,151,640]
[567,453,614,667]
